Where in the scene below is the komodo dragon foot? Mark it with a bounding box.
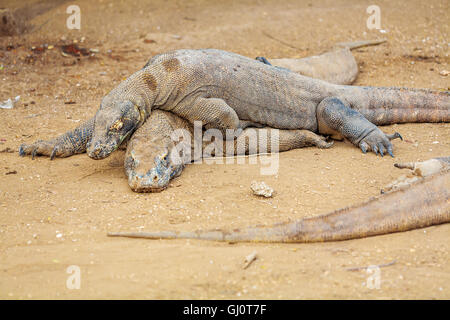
[19,118,95,160]
[316,97,403,157]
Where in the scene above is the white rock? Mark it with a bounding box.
[250,181,274,198]
[0,95,20,109]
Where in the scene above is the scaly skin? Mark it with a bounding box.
[18,42,377,160]
[125,110,333,192]
[19,118,94,159]
[268,39,386,85]
[108,157,450,242]
[82,49,448,160]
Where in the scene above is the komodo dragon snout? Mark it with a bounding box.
[125,136,184,192]
[87,99,142,160]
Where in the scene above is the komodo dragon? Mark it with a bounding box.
[18,40,384,161]
[20,47,450,164]
[108,157,450,242]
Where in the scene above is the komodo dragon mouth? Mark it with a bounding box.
[87,100,143,160]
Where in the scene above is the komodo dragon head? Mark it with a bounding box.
[87,98,144,160]
[124,135,186,192]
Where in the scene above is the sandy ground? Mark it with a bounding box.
[0,0,449,299]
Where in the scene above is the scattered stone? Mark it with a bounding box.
[439,70,449,76]
[243,251,258,269]
[0,95,20,109]
[250,181,274,198]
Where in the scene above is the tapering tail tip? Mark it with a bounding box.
[394,162,415,170]
[107,231,179,239]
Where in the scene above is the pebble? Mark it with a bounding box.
[250,181,274,198]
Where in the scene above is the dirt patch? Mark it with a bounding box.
[0,0,449,299]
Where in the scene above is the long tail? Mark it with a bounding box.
[108,169,450,243]
[342,86,450,125]
[334,39,387,50]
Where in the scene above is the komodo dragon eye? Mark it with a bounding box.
[109,119,124,132]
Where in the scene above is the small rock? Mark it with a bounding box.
[0,95,20,109]
[250,181,274,198]
[439,70,449,76]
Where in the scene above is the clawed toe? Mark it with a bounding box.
[359,130,395,157]
[386,132,403,141]
[18,144,26,157]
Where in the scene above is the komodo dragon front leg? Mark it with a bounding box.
[126,110,333,192]
[19,118,95,159]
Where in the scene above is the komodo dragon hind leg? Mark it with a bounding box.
[19,117,95,159]
[316,97,402,157]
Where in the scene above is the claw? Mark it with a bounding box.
[255,56,272,65]
[387,146,394,158]
[50,147,57,160]
[19,145,25,157]
[378,144,385,157]
[373,145,379,156]
[360,141,368,154]
[387,132,403,141]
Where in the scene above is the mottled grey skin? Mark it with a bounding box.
[269,39,387,85]
[19,48,353,160]
[84,48,448,161]
[108,157,450,242]
[125,110,333,192]
[19,46,449,193]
